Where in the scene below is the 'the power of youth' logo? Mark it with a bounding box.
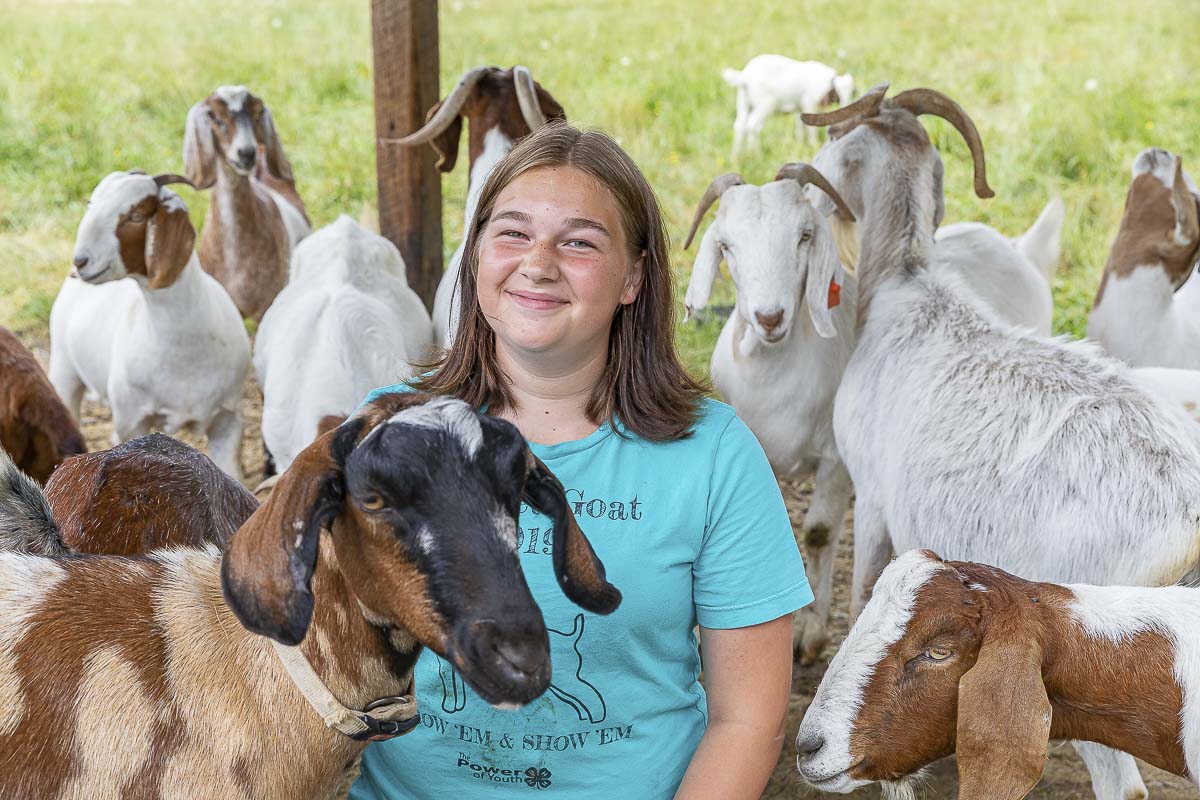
[456,754,553,789]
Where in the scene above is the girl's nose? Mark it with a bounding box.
[521,241,560,281]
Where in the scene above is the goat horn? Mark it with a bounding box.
[775,163,856,222]
[888,88,994,199]
[801,82,889,127]
[393,66,490,146]
[683,173,744,249]
[513,65,548,131]
[154,174,195,189]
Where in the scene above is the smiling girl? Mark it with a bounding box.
[350,122,812,799]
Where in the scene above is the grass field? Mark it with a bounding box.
[1,0,1196,378]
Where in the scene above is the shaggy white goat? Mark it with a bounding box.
[683,166,1061,662]
[800,83,1200,800]
[1088,148,1200,368]
[393,66,563,347]
[49,172,250,479]
[254,215,432,475]
[723,55,854,155]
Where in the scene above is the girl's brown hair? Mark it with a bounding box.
[416,121,706,441]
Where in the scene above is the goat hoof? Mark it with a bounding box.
[793,608,829,665]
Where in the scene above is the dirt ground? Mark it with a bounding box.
[19,333,1198,799]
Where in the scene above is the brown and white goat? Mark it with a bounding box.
[796,549,1200,799]
[184,85,311,320]
[0,327,85,484]
[393,65,565,346]
[44,433,258,554]
[0,393,620,799]
[1089,147,1200,369]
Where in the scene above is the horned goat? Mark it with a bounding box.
[255,215,432,476]
[0,393,620,800]
[798,549,1200,798]
[722,55,854,155]
[394,65,565,347]
[682,168,1060,662]
[44,433,258,554]
[49,171,251,479]
[0,327,86,483]
[798,82,1200,800]
[1088,147,1200,368]
[184,85,311,321]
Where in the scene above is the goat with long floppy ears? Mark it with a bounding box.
[0,393,619,799]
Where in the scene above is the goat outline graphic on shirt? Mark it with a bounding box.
[434,612,608,723]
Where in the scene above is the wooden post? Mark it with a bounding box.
[372,0,442,310]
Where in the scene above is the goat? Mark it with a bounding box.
[44,433,258,554]
[49,171,251,479]
[797,549,1200,799]
[1088,148,1200,368]
[723,55,854,155]
[255,216,432,476]
[0,327,86,483]
[682,168,1059,663]
[799,83,1200,800]
[393,65,565,347]
[0,392,620,799]
[184,85,311,321]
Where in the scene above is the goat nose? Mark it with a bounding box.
[237,146,256,164]
[495,638,547,677]
[474,620,548,677]
[795,730,826,758]
[73,253,89,270]
[755,309,785,334]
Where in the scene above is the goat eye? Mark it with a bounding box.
[128,211,147,224]
[926,647,953,661]
[799,230,813,245]
[360,494,386,511]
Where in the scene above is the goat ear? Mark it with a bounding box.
[684,224,722,322]
[222,424,355,645]
[931,157,946,230]
[254,105,295,184]
[426,101,463,174]
[956,631,1051,799]
[1171,157,1199,247]
[183,101,217,190]
[805,224,842,339]
[522,453,621,615]
[145,192,195,289]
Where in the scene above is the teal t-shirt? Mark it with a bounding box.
[350,387,812,799]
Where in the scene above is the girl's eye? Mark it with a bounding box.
[926,647,953,661]
[500,230,529,240]
[565,239,595,249]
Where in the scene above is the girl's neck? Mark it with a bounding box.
[494,342,609,446]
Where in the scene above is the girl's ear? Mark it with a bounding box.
[621,249,646,305]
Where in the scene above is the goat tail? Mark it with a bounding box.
[1016,197,1065,282]
[0,449,66,555]
[722,68,743,88]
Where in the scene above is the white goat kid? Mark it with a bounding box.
[723,55,854,155]
[254,216,432,475]
[802,83,1200,800]
[1088,148,1200,368]
[49,172,250,479]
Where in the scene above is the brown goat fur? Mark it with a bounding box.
[44,434,258,555]
[0,328,86,483]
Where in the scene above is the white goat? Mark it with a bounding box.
[683,167,1060,662]
[49,172,250,479]
[1088,148,1200,368]
[797,549,1200,799]
[723,55,854,155]
[801,83,1200,800]
[255,215,432,475]
[393,66,564,347]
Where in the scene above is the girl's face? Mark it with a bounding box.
[477,165,644,363]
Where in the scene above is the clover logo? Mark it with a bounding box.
[523,767,552,789]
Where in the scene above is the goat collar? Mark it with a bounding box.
[270,639,419,741]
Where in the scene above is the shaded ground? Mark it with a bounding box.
[20,333,1198,799]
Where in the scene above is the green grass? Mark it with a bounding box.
[1,0,1196,375]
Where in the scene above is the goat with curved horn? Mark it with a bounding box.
[801,82,889,127]
[683,173,745,249]
[889,88,994,199]
[513,65,548,131]
[775,163,856,222]
[154,174,195,189]
[393,66,490,147]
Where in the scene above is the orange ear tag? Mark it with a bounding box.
[828,279,841,309]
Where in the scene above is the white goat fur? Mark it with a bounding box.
[1088,148,1200,369]
[723,55,854,154]
[255,215,432,473]
[685,178,1060,660]
[49,172,250,479]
